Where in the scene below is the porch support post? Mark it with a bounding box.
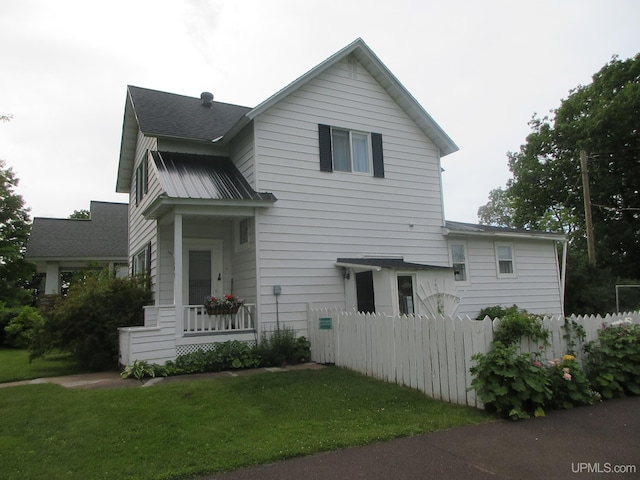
[174,214,183,336]
[44,262,60,295]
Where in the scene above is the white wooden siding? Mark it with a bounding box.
[253,56,450,335]
[452,237,563,318]
[128,132,159,300]
[230,123,256,186]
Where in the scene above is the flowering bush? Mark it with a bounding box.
[470,342,552,420]
[584,319,640,399]
[544,354,595,409]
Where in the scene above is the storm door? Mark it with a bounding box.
[182,239,223,306]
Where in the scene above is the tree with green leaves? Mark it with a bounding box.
[0,160,35,306]
[479,53,640,314]
[69,209,90,219]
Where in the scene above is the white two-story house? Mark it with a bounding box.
[117,38,566,365]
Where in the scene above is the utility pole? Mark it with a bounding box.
[580,150,596,266]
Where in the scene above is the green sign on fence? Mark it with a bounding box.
[319,317,333,330]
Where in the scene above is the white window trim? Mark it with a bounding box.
[331,127,372,174]
[235,217,252,252]
[132,244,149,277]
[495,242,517,278]
[449,242,470,285]
[396,273,416,316]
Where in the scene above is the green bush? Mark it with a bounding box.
[470,310,595,419]
[121,359,167,380]
[0,305,17,347]
[476,304,519,321]
[4,306,44,349]
[131,332,312,380]
[165,341,262,376]
[255,326,310,367]
[30,269,151,371]
[584,319,640,399]
[493,309,549,347]
[470,342,552,420]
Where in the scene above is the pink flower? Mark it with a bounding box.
[533,361,542,368]
[563,373,572,381]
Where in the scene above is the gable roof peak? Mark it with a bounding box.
[242,38,458,157]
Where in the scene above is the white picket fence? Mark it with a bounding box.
[307,308,640,408]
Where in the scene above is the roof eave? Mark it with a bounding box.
[142,196,277,220]
[442,226,567,242]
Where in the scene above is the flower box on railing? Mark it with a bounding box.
[203,294,244,316]
[205,304,241,316]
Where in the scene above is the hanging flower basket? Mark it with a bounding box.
[204,294,244,316]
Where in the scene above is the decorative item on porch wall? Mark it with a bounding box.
[204,294,244,315]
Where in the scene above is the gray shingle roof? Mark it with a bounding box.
[128,86,251,141]
[25,201,128,259]
[152,151,277,202]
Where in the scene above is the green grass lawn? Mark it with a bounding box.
[0,348,89,383]
[0,367,492,480]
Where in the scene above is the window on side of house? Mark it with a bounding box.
[135,153,148,206]
[318,124,384,177]
[495,243,516,278]
[132,243,151,277]
[450,243,468,282]
[239,218,249,245]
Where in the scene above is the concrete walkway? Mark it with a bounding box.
[0,362,326,390]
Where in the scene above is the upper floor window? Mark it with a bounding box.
[450,244,468,282]
[135,153,148,206]
[318,124,384,177]
[332,129,370,173]
[495,243,516,278]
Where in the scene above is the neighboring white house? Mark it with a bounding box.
[116,38,566,365]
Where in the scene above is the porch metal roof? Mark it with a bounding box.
[152,151,277,202]
[336,258,452,271]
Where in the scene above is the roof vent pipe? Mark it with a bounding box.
[200,92,214,108]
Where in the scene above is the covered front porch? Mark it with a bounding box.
[119,209,265,366]
[118,151,277,366]
[119,303,258,365]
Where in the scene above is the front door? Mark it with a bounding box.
[182,239,223,305]
[356,271,376,313]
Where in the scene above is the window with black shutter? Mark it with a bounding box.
[318,124,384,177]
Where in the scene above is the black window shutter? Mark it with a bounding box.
[318,124,333,172]
[372,133,384,178]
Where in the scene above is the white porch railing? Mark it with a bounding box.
[183,303,256,334]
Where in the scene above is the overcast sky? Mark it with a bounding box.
[1,0,639,223]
